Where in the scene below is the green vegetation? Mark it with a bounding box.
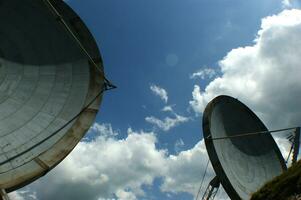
[251,160,301,200]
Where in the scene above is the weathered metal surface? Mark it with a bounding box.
[203,95,286,200]
[0,0,104,191]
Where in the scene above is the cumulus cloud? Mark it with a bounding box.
[150,84,168,103]
[162,141,209,194]
[161,140,229,200]
[188,10,301,185]
[145,114,189,131]
[189,9,301,130]
[174,139,185,153]
[190,68,217,80]
[8,191,28,200]
[282,0,292,7]
[88,123,118,138]
[282,0,301,8]
[15,127,166,200]
[15,123,290,200]
[162,105,174,113]
[14,123,227,200]
[115,190,137,200]
[190,85,206,115]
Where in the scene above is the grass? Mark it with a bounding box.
[251,160,301,200]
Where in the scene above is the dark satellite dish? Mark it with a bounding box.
[0,0,110,195]
[202,95,287,200]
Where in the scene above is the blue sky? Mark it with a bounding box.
[68,0,281,151]
[14,0,301,199]
[63,0,279,198]
[67,0,281,199]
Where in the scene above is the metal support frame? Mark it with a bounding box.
[0,189,9,200]
[201,176,220,200]
[201,127,300,199]
[286,127,300,165]
[292,127,300,164]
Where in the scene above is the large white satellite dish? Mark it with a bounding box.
[0,0,113,196]
[202,95,287,200]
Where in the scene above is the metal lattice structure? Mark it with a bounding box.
[292,127,300,164]
[201,176,220,200]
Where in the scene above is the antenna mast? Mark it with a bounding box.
[292,127,300,164]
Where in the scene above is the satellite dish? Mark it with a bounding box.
[202,95,286,200]
[0,0,106,193]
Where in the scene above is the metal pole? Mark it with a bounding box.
[292,127,300,164]
[201,176,220,200]
[208,127,299,141]
[0,189,9,200]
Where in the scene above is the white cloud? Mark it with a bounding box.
[9,192,26,200]
[174,139,185,153]
[282,0,292,7]
[282,0,301,8]
[162,105,174,113]
[188,11,301,190]
[9,190,37,200]
[88,123,118,138]
[14,123,228,200]
[189,9,301,131]
[190,85,207,114]
[190,68,217,80]
[115,190,137,200]
[16,126,167,200]
[145,114,189,131]
[161,141,209,194]
[161,140,229,200]
[150,84,168,103]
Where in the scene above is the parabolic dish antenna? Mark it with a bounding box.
[202,95,287,200]
[0,0,109,193]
